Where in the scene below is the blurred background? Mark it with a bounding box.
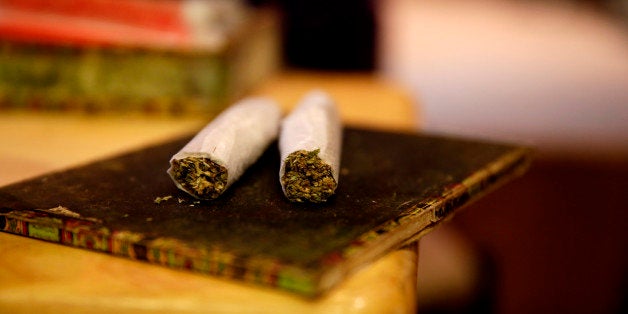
[276,0,628,312]
[378,1,628,313]
[2,0,627,313]
[376,1,627,313]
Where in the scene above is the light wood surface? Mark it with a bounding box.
[0,72,420,313]
[252,71,420,132]
[0,233,418,314]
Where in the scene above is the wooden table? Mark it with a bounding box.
[0,72,421,313]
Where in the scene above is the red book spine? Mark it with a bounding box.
[0,8,192,48]
[0,0,223,49]
[1,0,187,31]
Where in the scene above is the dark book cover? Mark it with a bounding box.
[0,128,531,297]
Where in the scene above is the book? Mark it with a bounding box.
[0,0,280,115]
[0,128,531,297]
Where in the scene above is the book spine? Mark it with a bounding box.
[1,0,188,31]
[0,0,247,50]
[0,4,192,48]
[0,208,317,296]
[0,42,229,114]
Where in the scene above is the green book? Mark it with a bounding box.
[0,128,531,297]
[0,8,279,115]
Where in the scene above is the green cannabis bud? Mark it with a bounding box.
[281,149,337,203]
[169,157,228,200]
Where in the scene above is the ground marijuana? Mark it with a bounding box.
[170,157,228,200]
[281,149,337,203]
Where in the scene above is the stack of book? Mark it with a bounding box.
[0,0,280,115]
